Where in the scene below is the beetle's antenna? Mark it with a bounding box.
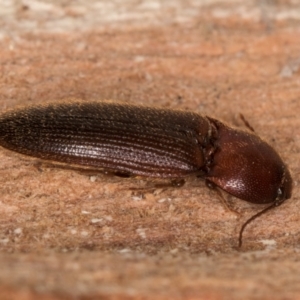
[238,200,284,248]
[239,113,255,132]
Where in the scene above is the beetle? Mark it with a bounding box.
[0,101,292,246]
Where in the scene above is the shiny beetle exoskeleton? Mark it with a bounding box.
[0,101,292,246]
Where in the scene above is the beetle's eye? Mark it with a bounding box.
[276,187,283,201]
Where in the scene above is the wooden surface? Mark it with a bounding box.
[0,1,300,299]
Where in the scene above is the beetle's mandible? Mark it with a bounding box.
[0,101,292,246]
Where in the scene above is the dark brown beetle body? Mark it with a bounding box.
[0,101,292,246]
[0,102,211,177]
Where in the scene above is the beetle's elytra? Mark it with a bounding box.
[0,101,292,246]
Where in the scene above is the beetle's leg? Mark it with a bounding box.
[205,180,240,217]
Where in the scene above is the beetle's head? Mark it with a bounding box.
[205,118,292,204]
